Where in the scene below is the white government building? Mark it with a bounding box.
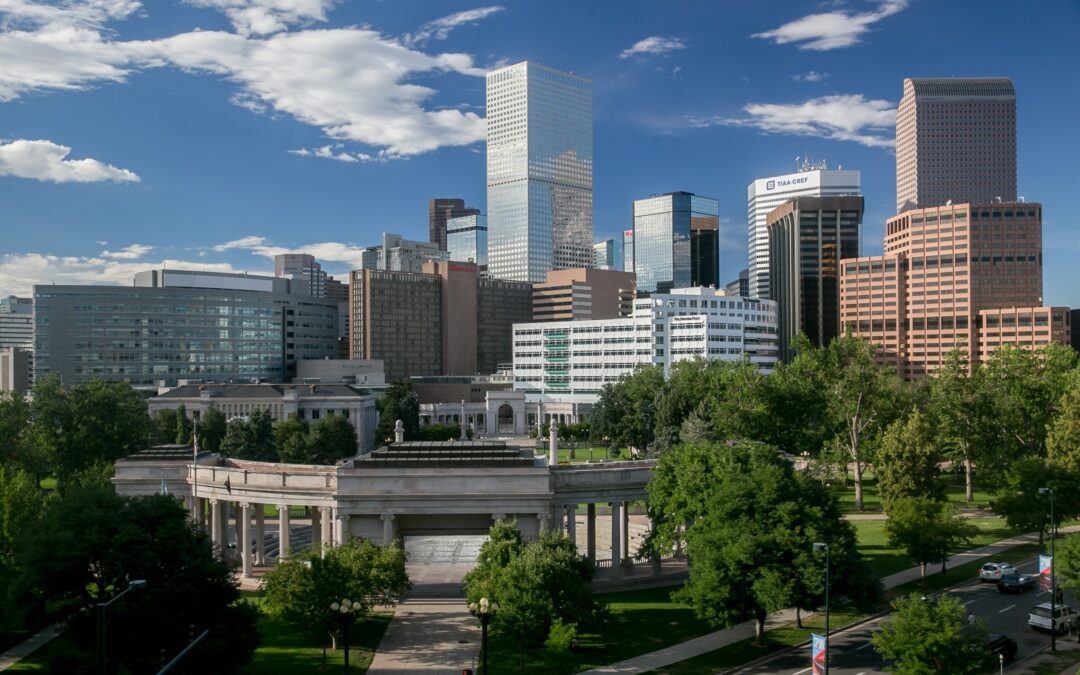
[512,287,779,404]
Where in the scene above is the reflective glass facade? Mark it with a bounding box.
[487,62,593,282]
[631,192,720,293]
[447,214,488,266]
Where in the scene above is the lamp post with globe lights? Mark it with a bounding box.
[330,599,359,672]
[468,597,498,674]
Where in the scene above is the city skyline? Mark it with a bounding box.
[1,1,1078,306]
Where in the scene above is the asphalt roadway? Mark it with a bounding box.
[731,558,1077,675]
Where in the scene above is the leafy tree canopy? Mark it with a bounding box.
[884,496,977,577]
[876,411,945,510]
[375,379,420,444]
[872,593,995,675]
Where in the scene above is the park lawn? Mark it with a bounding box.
[554,447,629,463]
[484,585,716,674]
[239,593,392,675]
[831,473,996,514]
[853,516,1019,579]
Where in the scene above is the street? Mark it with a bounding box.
[732,558,1077,674]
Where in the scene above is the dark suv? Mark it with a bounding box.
[987,634,1018,664]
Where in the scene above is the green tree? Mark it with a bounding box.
[0,466,49,609]
[793,336,905,511]
[651,441,878,643]
[884,496,977,577]
[220,409,277,461]
[197,407,228,454]
[152,408,179,446]
[761,344,831,458]
[305,415,358,464]
[375,379,420,443]
[174,403,193,444]
[261,538,409,648]
[1048,377,1080,472]
[273,414,310,464]
[0,391,34,475]
[872,593,995,675]
[590,365,665,453]
[991,457,1080,545]
[463,520,526,604]
[15,487,258,673]
[1057,533,1080,593]
[930,348,989,502]
[876,411,944,510]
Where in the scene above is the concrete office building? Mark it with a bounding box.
[631,192,720,293]
[349,261,532,380]
[747,164,861,299]
[34,270,339,388]
[0,296,33,350]
[768,196,864,361]
[533,268,636,323]
[622,229,635,274]
[0,347,30,394]
[294,359,385,386]
[446,214,488,266]
[149,384,378,453]
[724,269,749,298]
[429,198,480,251]
[841,202,1070,377]
[593,238,623,270]
[359,233,449,273]
[274,254,349,357]
[513,287,778,404]
[896,78,1017,213]
[487,62,593,282]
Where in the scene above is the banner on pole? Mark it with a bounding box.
[1039,555,1053,592]
[811,633,827,675]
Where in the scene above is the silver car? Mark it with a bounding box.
[979,562,1017,582]
[1028,603,1079,634]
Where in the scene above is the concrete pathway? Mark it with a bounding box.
[0,623,65,672]
[366,599,480,674]
[577,526,1079,675]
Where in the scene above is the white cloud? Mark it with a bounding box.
[695,94,896,149]
[0,252,250,297]
[752,0,908,50]
[101,243,153,259]
[620,36,687,59]
[185,0,336,37]
[288,144,379,162]
[402,5,504,47]
[0,2,487,157]
[212,236,372,268]
[792,70,828,82]
[0,138,140,182]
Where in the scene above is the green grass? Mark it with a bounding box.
[551,447,629,463]
[830,473,996,514]
[853,516,1020,579]
[485,585,717,674]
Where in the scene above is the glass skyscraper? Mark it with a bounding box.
[631,192,720,293]
[447,214,488,266]
[486,61,593,282]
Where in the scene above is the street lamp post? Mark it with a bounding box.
[96,579,147,675]
[1039,486,1057,651]
[813,543,830,675]
[330,599,358,673]
[468,597,498,675]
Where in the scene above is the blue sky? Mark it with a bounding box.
[1,0,1078,306]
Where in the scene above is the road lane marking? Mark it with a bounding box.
[999,604,1016,614]
[964,599,976,605]
[791,668,811,675]
[856,672,867,675]
[856,641,873,650]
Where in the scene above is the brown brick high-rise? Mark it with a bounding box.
[428,198,480,251]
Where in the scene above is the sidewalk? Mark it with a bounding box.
[578,526,1078,675]
[0,623,65,672]
[366,598,480,675]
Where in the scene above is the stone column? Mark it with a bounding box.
[311,507,321,550]
[548,419,559,467]
[622,502,630,561]
[459,400,467,441]
[610,501,622,577]
[537,511,550,533]
[565,504,577,552]
[335,510,347,545]
[586,503,596,563]
[319,506,332,551]
[394,419,404,443]
[210,499,222,554]
[277,505,290,561]
[491,512,506,524]
[381,513,395,546]
[255,506,266,565]
[240,503,253,578]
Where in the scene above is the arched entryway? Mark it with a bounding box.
[497,404,514,434]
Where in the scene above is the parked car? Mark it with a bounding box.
[1028,603,1080,633]
[998,573,1037,593]
[980,562,1017,582]
[987,634,1018,664]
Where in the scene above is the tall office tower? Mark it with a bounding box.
[767,196,864,362]
[592,238,623,270]
[841,202,1071,377]
[429,198,480,251]
[747,164,861,299]
[447,214,488,266]
[275,253,328,298]
[896,78,1016,213]
[631,191,720,293]
[622,229,635,274]
[486,61,593,282]
[0,296,33,351]
[359,233,449,273]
